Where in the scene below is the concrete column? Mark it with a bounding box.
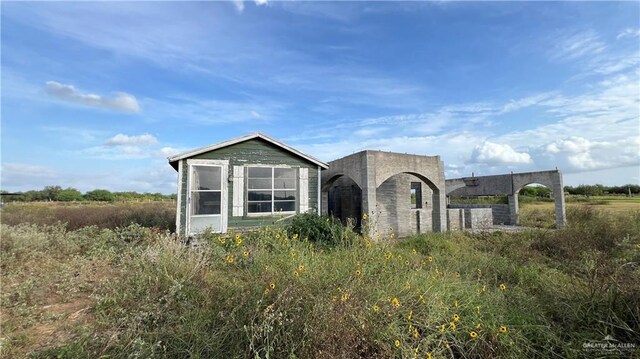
[553,173,567,228]
[508,194,519,225]
[362,153,378,237]
[432,190,447,232]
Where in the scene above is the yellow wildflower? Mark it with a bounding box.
[394,340,400,348]
[427,256,433,262]
[500,283,507,291]
[449,322,457,331]
[470,331,478,339]
[225,255,235,263]
[269,282,276,289]
[455,272,460,278]
[275,233,281,239]
[426,353,432,359]
[341,293,350,302]
[362,213,368,220]
[373,305,380,313]
[385,252,392,260]
[405,260,410,266]
[389,227,394,231]
[235,233,241,240]
[453,314,460,322]
[243,250,249,257]
[392,297,400,308]
[476,323,481,329]
[298,264,305,271]
[292,233,299,240]
[236,237,242,246]
[290,250,296,258]
[293,270,299,277]
[499,325,508,333]
[218,237,226,245]
[355,269,362,276]
[440,324,445,333]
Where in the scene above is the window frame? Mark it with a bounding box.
[246,165,297,216]
[411,182,423,209]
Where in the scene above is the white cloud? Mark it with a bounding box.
[548,30,606,62]
[617,28,640,40]
[255,0,268,6]
[1,163,56,178]
[543,136,640,171]
[157,147,183,157]
[105,133,158,146]
[45,81,140,113]
[469,141,532,166]
[233,0,244,13]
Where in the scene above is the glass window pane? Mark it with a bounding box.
[273,178,296,189]
[248,191,272,201]
[274,190,296,201]
[192,166,221,191]
[274,201,295,212]
[274,168,296,179]
[248,178,272,189]
[191,191,221,215]
[248,167,272,178]
[248,202,272,213]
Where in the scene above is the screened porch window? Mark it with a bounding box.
[247,167,296,214]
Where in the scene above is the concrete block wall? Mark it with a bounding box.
[376,173,433,237]
[447,209,465,231]
[448,204,510,225]
[464,208,493,229]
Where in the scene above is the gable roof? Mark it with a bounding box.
[168,132,329,170]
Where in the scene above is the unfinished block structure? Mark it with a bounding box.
[321,150,447,237]
[446,170,567,228]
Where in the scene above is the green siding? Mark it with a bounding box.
[178,138,319,236]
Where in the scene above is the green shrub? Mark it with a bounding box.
[286,213,345,245]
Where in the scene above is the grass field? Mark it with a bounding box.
[1,201,639,358]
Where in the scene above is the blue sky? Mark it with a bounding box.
[1,1,639,194]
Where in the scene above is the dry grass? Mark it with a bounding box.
[0,202,176,231]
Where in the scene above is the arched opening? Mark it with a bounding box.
[324,174,363,230]
[376,172,441,237]
[516,183,556,228]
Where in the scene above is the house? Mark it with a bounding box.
[169,133,567,237]
[167,133,328,237]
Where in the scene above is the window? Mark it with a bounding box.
[411,182,422,209]
[191,165,222,215]
[247,167,296,214]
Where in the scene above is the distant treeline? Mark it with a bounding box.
[0,186,176,202]
[564,184,639,196]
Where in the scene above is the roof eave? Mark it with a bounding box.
[167,132,329,169]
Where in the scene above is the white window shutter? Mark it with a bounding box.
[299,168,309,213]
[232,166,244,216]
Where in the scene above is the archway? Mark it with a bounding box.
[325,174,363,229]
[515,183,556,228]
[376,171,443,237]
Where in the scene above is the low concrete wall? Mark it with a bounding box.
[446,209,465,231]
[448,204,510,225]
[464,208,493,229]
